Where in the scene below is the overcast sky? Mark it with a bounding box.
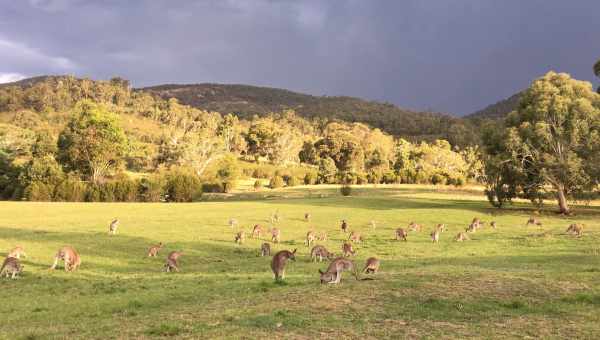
[0,0,598,115]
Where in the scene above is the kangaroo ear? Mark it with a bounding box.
[292,249,297,254]
[318,269,324,274]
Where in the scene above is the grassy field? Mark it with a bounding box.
[1,185,599,339]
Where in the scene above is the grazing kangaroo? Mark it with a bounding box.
[317,231,328,241]
[304,213,311,222]
[147,242,163,257]
[566,223,583,237]
[270,228,281,243]
[408,222,422,232]
[526,217,542,227]
[235,231,246,244]
[1,257,23,279]
[305,231,316,247]
[348,231,362,243]
[490,221,497,229]
[471,218,484,229]
[251,224,263,239]
[260,243,271,257]
[271,249,296,281]
[50,246,81,272]
[229,218,238,228]
[431,229,440,243]
[342,242,355,257]
[455,232,470,242]
[167,251,183,262]
[395,228,408,241]
[109,218,119,235]
[164,258,179,272]
[341,220,348,233]
[466,223,477,233]
[319,257,359,284]
[7,246,26,259]
[362,257,380,274]
[310,245,335,262]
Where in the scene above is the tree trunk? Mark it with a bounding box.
[556,185,570,215]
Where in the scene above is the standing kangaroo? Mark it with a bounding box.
[235,231,246,244]
[270,228,281,243]
[305,231,316,247]
[408,222,422,232]
[362,257,380,274]
[50,246,81,272]
[260,243,271,257]
[342,242,355,257]
[319,257,358,284]
[430,229,440,243]
[317,231,328,241]
[395,228,408,241]
[251,224,263,239]
[304,213,311,222]
[7,246,26,259]
[526,217,542,227]
[455,232,470,242]
[348,231,362,243]
[165,251,183,272]
[341,220,348,233]
[109,218,119,235]
[147,242,163,257]
[310,245,335,262]
[271,249,296,281]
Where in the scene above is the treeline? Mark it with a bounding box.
[0,76,483,202]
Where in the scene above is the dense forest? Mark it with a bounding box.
[0,75,483,202]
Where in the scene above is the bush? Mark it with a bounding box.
[139,175,166,202]
[201,183,223,193]
[252,167,272,179]
[287,176,300,187]
[85,184,102,202]
[23,181,53,201]
[54,176,86,201]
[304,172,317,185]
[112,174,139,201]
[253,180,262,191]
[269,175,285,189]
[165,169,202,202]
[99,182,116,202]
[382,171,398,184]
[222,181,235,193]
[431,173,447,185]
[340,185,352,196]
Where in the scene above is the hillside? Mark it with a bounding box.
[141,83,466,141]
[466,92,522,120]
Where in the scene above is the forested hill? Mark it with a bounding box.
[465,92,522,120]
[141,83,467,142]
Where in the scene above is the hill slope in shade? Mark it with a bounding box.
[466,92,522,120]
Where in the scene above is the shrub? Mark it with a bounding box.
[201,183,223,193]
[431,173,447,185]
[304,172,317,185]
[269,175,284,189]
[112,174,139,201]
[85,184,102,202]
[287,176,300,187]
[99,182,116,202]
[216,155,240,193]
[382,171,398,184]
[54,176,86,202]
[222,181,235,193]
[165,169,202,202]
[253,180,262,191]
[340,185,352,196]
[139,175,166,202]
[23,181,53,201]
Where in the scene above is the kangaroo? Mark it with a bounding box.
[408,222,422,232]
[466,223,477,233]
[369,220,377,229]
[362,257,380,274]
[319,257,359,284]
[436,224,446,232]
[147,242,163,257]
[260,243,271,257]
[471,218,484,229]
[1,257,23,279]
[348,231,363,243]
[310,245,335,262]
[164,258,179,272]
[342,242,355,257]
[270,228,281,243]
[229,218,238,228]
[305,231,316,247]
[304,213,311,222]
[431,229,440,243]
[455,232,470,242]
[341,220,348,233]
[271,249,296,281]
[526,217,542,227]
[50,246,81,272]
[7,246,26,259]
[566,223,583,237]
[395,228,408,241]
[109,218,119,235]
[234,231,246,244]
[167,251,183,262]
[490,221,497,229]
[317,231,328,241]
[271,211,280,224]
[251,224,263,239]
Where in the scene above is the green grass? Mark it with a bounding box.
[1,185,599,339]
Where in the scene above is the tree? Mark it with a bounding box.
[594,59,600,93]
[484,71,600,214]
[57,100,127,183]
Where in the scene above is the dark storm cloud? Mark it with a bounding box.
[0,0,599,114]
